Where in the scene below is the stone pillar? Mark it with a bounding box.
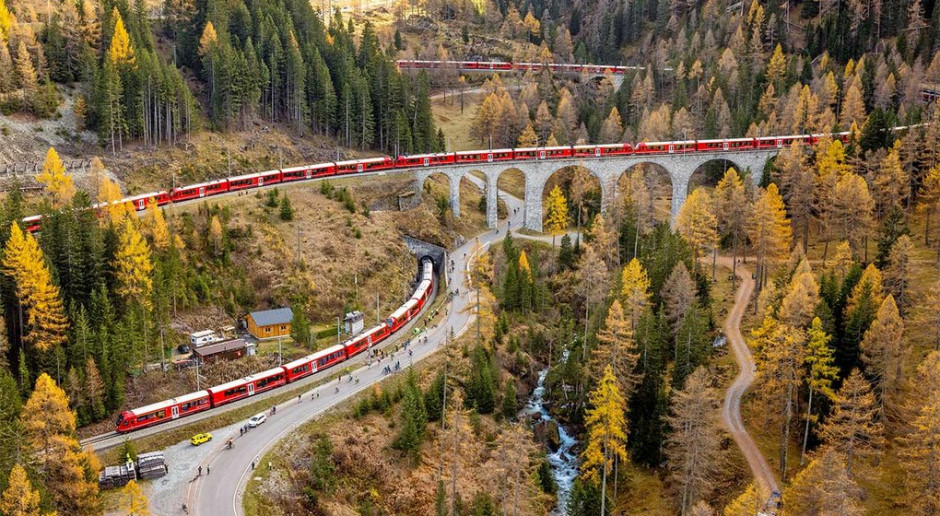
[486,173,498,228]
[447,171,461,219]
[670,174,690,227]
[524,175,544,232]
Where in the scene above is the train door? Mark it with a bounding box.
[199,187,206,198]
[424,157,430,166]
[248,383,255,396]
[487,153,494,163]
[171,406,180,419]
[138,199,146,210]
[723,141,729,151]
[776,139,783,148]
[259,177,264,187]
[594,147,601,157]
[539,150,546,160]
[357,163,364,172]
[306,169,312,179]
[668,144,675,154]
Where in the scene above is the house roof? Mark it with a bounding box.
[192,338,253,357]
[248,307,293,327]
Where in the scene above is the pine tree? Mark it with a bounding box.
[800,317,838,465]
[676,188,718,266]
[393,372,427,459]
[899,351,940,515]
[819,369,884,477]
[581,365,628,516]
[118,480,150,515]
[36,147,75,207]
[0,464,43,516]
[860,295,904,419]
[665,367,722,514]
[786,447,863,515]
[114,218,154,310]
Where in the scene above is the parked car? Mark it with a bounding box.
[190,433,212,446]
[177,344,191,354]
[248,413,267,428]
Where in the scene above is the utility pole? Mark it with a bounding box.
[336,316,341,345]
[476,286,481,346]
[227,147,232,176]
[355,273,359,308]
[195,359,200,391]
[296,227,302,266]
[376,293,380,324]
[278,338,282,366]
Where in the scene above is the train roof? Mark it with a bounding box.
[283,355,314,370]
[124,191,168,203]
[311,344,346,360]
[280,163,333,173]
[127,391,209,416]
[335,157,387,167]
[175,178,229,190]
[228,169,281,182]
[207,366,285,393]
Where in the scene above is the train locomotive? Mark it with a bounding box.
[114,258,435,433]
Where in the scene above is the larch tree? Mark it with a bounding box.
[0,464,44,516]
[13,42,36,104]
[899,351,940,515]
[832,174,873,258]
[578,243,610,357]
[581,365,628,516]
[776,143,813,248]
[662,263,696,339]
[870,141,909,218]
[620,258,651,330]
[753,317,806,480]
[665,367,722,515]
[860,294,904,420]
[785,447,863,516]
[36,147,75,207]
[713,168,750,277]
[831,241,855,280]
[883,235,913,314]
[589,213,618,271]
[98,177,130,224]
[517,123,537,147]
[494,424,535,516]
[599,106,623,142]
[2,223,69,353]
[819,369,884,477]
[114,218,154,310]
[800,317,838,465]
[723,483,763,516]
[20,373,99,515]
[748,183,791,292]
[676,188,718,269]
[777,259,820,329]
[544,184,569,261]
[146,198,170,251]
[915,281,940,351]
[590,300,641,398]
[119,480,150,516]
[918,165,940,258]
[570,168,594,231]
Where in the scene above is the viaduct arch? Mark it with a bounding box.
[414,150,776,232]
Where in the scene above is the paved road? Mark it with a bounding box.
[717,256,779,501]
[187,186,530,516]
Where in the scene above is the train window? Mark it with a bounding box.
[257,374,284,389]
[224,386,247,397]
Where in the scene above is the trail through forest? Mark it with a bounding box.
[717,255,780,502]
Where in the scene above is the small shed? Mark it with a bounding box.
[192,339,256,365]
[344,311,364,335]
[247,307,293,340]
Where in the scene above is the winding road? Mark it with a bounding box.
[717,255,779,502]
[185,182,539,515]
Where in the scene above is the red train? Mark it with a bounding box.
[23,132,856,234]
[114,258,435,433]
[396,59,643,75]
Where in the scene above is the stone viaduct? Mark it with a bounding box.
[414,150,778,232]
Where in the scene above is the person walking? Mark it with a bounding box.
[207,466,210,475]
[198,466,202,477]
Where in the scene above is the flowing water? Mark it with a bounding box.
[524,363,579,515]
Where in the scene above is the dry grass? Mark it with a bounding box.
[433,91,483,152]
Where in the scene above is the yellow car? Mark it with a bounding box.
[190,433,212,446]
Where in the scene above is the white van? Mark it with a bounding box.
[190,330,219,347]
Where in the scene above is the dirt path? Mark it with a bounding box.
[717,256,780,501]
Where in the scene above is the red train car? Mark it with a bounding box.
[395,153,455,168]
[282,355,317,382]
[596,143,634,156]
[573,145,602,158]
[282,163,335,182]
[207,367,287,407]
[115,391,211,433]
[228,169,283,191]
[170,179,229,202]
[311,344,347,370]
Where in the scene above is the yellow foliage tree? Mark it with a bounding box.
[723,483,763,516]
[581,365,628,516]
[765,44,786,85]
[107,8,135,67]
[676,188,718,264]
[518,250,531,278]
[589,300,640,397]
[800,317,839,465]
[98,177,130,224]
[35,147,75,207]
[114,218,154,310]
[0,0,13,39]
[899,351,940,515]
[777,259,820,328]
[517,123,537,147]
[545,184,569,236]
[20,374,98,515]
[620,258,650,330]
[860,294,904,419]
[2,224,69,352]
[147,198,169,250]
[0,464,45,516]
[749,183,791,290]
[119,480,150,516]
[819,368,884,478]
[785,447,863,515]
